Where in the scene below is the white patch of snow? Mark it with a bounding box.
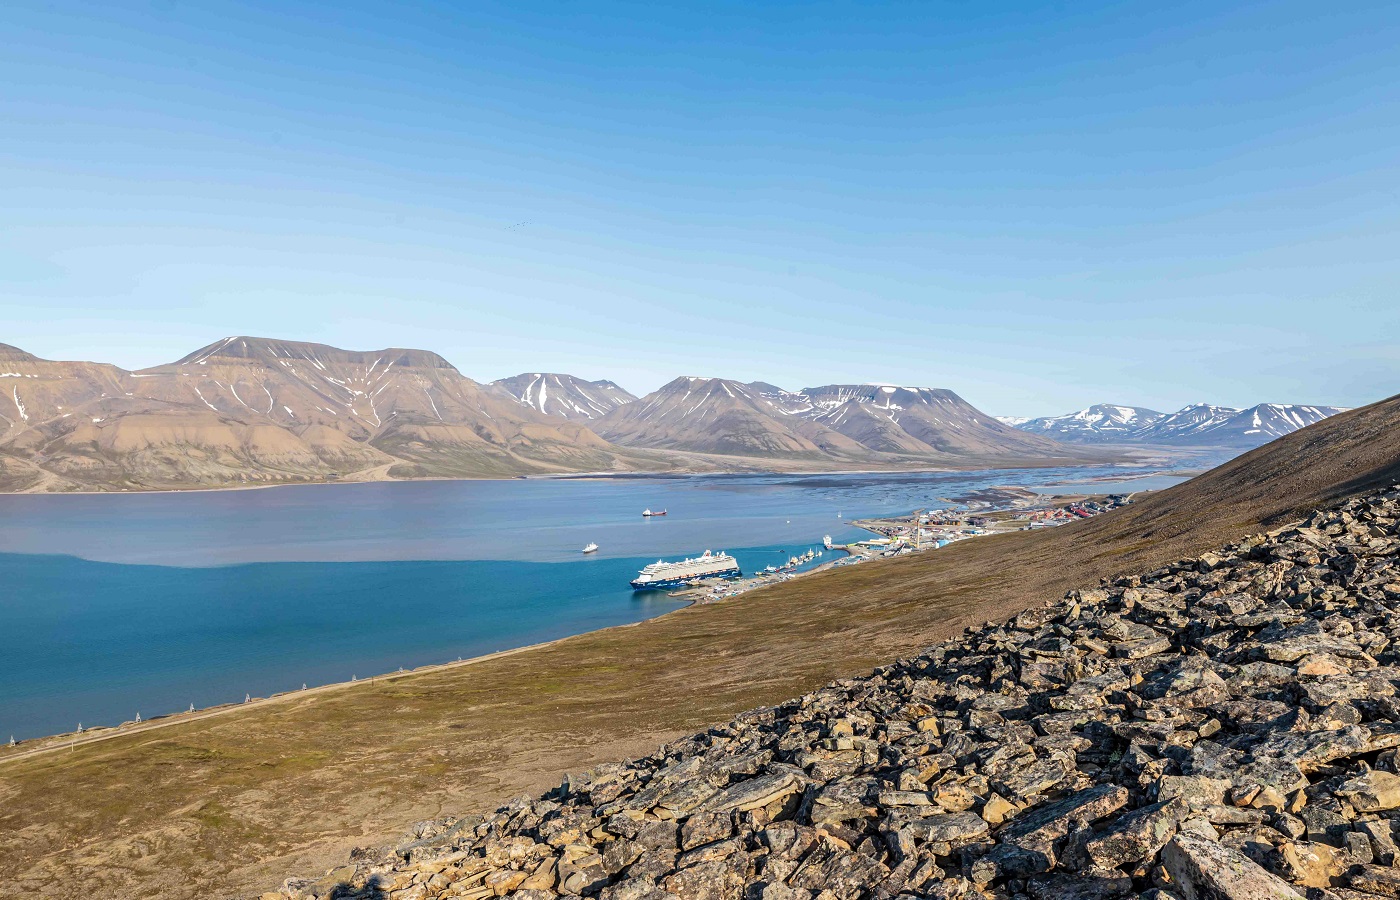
[191,384,218,411]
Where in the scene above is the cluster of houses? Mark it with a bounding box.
[1016,494,1133,529]
[848,493,1136,557]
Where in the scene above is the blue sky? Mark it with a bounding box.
[3,1,1399,416]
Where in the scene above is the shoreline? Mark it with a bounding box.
[0,617,659,765]
[0,454,1154,498]
[0,540,869,755]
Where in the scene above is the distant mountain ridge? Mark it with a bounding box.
[591,378,1087,463]
[1012,401,1347,447]
[1013,403,1165,442]
[592,376,868,458]
[0,340,1105,492]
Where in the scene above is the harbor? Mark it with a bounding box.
[664,544,845,603]
[664,487,1145,603]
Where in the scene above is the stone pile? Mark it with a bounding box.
[272,486,1400,900]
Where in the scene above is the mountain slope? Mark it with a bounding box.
[0,342,130,446]
[490,373,636,421]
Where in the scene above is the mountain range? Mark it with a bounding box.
[1006,401,1348,447]
[0,337,1106,492]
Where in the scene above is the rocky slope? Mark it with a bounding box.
[1013,402,1347,448]
[491,374,638,421]
[277,485,1400,900]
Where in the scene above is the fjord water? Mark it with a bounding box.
[0,467,1176,740]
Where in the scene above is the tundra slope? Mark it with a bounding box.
[282,485,1400,900]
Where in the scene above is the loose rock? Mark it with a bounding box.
[270,487,1400,900]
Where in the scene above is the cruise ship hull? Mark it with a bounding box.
[630,566,741,591]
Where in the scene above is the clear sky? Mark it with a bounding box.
[4,1,1398,416]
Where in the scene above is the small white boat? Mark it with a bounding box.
[582,542,599,554]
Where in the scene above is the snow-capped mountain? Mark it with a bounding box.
[1015,404,1164,443]
[1135,403,1348,446]
[1008,401,1347,448]
[1231,403,1348,441]
[490,373,636,421]
[1135,404,1244,442]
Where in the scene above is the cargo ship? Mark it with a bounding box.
[630,550,741,590]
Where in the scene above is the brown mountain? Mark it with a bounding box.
[0,338,669,490]
[795,383,1075,459]
[489,372,637,421]
[594,376,872,459]
[1,342,146,490]
[136,337,640,479]
[596,377,1096,465]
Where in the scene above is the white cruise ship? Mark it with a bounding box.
[630,550,741,590]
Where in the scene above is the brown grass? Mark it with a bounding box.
[2,395,1398,898]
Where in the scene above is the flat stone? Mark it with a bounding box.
[1335,769,1400,813]
[901,811,989,853]
[1084,797,1188,868]
[1162,833,1307,900]
[695,772,801,814]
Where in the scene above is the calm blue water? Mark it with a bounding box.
[0,467,1171,740]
